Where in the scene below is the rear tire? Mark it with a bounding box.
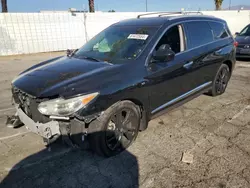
[208,64,231,96]
[88,100,140,157]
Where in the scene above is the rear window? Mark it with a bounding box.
[185,21,214,49]
[209,22,229,39]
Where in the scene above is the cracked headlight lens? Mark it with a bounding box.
[38,92,99,116]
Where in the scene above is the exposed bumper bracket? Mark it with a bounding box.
[16,107,60,139]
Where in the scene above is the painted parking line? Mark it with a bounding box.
[228,105,250,123]
[0,131,29,141]
[237,64,250,68]
[0,107,15,113]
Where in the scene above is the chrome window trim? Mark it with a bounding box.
[145,19,231,66]
[151,81,212,114]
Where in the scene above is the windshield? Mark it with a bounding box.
[73,25,158,63]
[239,25,250,36]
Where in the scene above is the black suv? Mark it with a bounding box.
[11,13,236,157]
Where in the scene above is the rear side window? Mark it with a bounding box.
[209,22,229,39]
[185,21,213,49]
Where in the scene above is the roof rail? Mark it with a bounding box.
[159,11,203,17]
[137,11,203,19]
[137,12,181,19]
[182,11,203,15]
[158,12,183,17]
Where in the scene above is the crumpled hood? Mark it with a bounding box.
[235,36,250,45]
[12,56,113,97]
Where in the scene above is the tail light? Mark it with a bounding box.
[234,41,238,47]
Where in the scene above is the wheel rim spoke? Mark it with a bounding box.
[114,111,124,129]
[223,74,228,84]
[221,68,226,78]
[111,138,121,150]
[107,135,116,143]
[107,131,122,150]
[216,82,220,93]
[120,134,131,148]
[220,83,224,91]
[123,110,131,125]
[123,131,134,141]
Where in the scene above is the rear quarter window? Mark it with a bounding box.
[184,21,214,49]
[209,22,229,39]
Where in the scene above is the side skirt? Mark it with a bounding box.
[150,84,212,120]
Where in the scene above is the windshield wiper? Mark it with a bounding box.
[80,56,102,62]
[73,54,110,63]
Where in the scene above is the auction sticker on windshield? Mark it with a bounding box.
[128,34,149,40]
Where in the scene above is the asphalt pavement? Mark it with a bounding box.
[0,53,250,188]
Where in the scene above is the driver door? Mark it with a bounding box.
[146,24,200,115]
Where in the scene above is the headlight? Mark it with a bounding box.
[38,92,99,116]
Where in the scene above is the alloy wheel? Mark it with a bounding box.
[105,108,138,151]
[215,67,230,94]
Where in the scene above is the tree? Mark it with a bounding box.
[1,0,8,12]
[214,0,223,10]
[88,0,95,12]
[108,10,115,12]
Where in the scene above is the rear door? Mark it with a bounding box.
[183,21,217,86]
[183,21,232,85]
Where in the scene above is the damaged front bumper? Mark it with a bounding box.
[16,106,61,139]
[11,86,93,147]
[14,104,91,149]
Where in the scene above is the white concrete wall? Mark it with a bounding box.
[202,11,250,34]
[0,11,249,56]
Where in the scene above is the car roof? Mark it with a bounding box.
[113,15,226,27]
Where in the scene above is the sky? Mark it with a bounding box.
[2,0,250,12]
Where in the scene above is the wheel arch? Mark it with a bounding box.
[222,60,233,74]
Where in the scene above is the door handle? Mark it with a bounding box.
[183,61,193,69]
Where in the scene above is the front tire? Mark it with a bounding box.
[88,100,140,157]
[208,64,231,96]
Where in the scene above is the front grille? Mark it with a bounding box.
[12,86,50,123]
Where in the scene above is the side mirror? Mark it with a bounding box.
[66,49,73,56]
[153,44,175,62]
[235,32,239,36]
[67,49,78,57]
